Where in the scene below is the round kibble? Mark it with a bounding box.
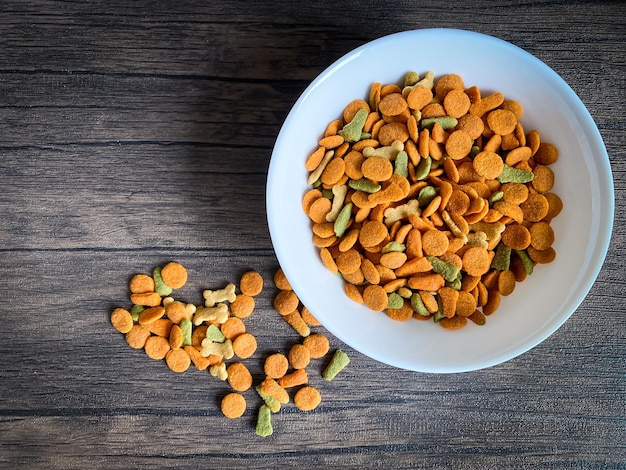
[232,333,257,359]
[230,294,255,319]
[273,290,299,315]
[303,334,330,359]
[111,308,134,334]
[288,344,311,370]
[239,270,264,296]
[294,386,322,411]
[264,353,289,379]
[160,262,188,289]
[227,362,253,392]
[221,392,246,419]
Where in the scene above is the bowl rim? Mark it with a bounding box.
[266,28,615,373]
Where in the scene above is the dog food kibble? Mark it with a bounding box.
[111,263,350,437]
[294,386,322,411]
[221,392,247,419]
[303,71,562,329]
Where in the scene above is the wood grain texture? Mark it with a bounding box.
[0,0,624,468]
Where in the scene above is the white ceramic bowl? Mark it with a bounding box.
[266,29,614,373]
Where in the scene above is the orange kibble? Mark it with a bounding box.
[445,130,473,160]
[144,335,171,360]
[239,270,264,296]
[303,333,330,359]
[129,274,155,294]
[359,220,388,247]
[232,332,257,359]
[443,88,471,118]
[300,306,321,326]
[406,86,433,111]
[264,353,289,379]
[277,368,309,389]
[288,343,311,369]
[273,268,292,290]
[361,156,393,182]
[435,73,465,101]
[169,324,183,349]
[377,122,409,145]
[344,150,366,179]
[462,247,492,276]
[407,272,445,291]
[379,251,407,270]
[111,308,134,334]
[320,157,346,186]
[421,229,449,256]
[226,362,253,392]
[294,386,322,411]
[534,142,559,165]
[305,146,326,172]
[487,109,518,136]
[336,248,362,275]
[302,188,323,214]
[344,283,364,303]
[529,221,555,251]
[165,301,191,324]
[308,197,332,224]
[150,318,174,338]
[130,292,162,307]
[273,290,300,315]
[501,223,532,250]
[230,294,255,319]
[343,99,370,123]
[125,324,151,349]
[498,270,517,296]
[221,392,246,419]
[319,134,345,149]
[220,316,246,340]
[456,291,478,317]
[160,262,188,289]
[544,192,563,220]
[165,347,191,373]
[473,151,504,179]
[379,92,408,116]
[520,192,550,222]
[455,113,485,140]
[386,299,414,321]
[260,378,290,404]
[184,345,211,371]
[138,306,166,326]
[527,246,557,264]
[439,316,468,330]
[531,165,555,193]
[362,284,388,311]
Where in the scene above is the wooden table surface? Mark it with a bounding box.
[1,1,624,468]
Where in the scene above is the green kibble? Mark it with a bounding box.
[360,132,371,140]
[348,178,381,193]
[387,292,404,310]
[394,150,409,177]
[433,295,445,322]
[470,145,481,157]
[420,116,458,129]
[498,164,534,183]
[404,71,420,87]
[418,185,438,208]
[179,318,193,347]
[446,271,462,291]
[206,324,226,343]
[427,255,460,283]
[323,349,350,381]
[489,191,504,205]
[491,243,512,271]
[129,304,144,322]
[152,266,172,296]
[515,249,535,275]
[415,156,432,180]
[333,202,353,237]
[338,108,368,142]
[411,293,430,316]
[255,405,273,437]
[382,241,406,253]
[321,188,334,200]
[255,385,281,413]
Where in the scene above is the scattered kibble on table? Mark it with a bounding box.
[110,263,349,437]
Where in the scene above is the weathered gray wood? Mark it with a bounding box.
[0,0,624,468]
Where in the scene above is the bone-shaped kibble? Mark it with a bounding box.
[469,221,506,240]
[209,362,228,381]
[466,231,488,249]
[201,337,234,360]
[203,283,236,307]
[442,210,469,243]
[362,140,404,160]
[193,303,229,326]
[326,184,348,223]
[383,199,421,226]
